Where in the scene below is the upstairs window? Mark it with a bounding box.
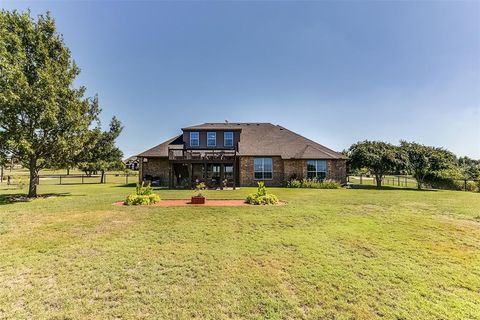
[207,132,216,147]
[307,160,327,180]
[254,158,273,180]
[224,132,233,147]
[190,132,199,147]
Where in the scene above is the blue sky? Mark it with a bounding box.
[3,1,480,158]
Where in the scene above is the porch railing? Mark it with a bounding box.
[168,149,236,161]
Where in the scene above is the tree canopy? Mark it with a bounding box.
[347,140,406,187]
[399,141,457,189]
[0,10,121,196]
[76,116,124,182]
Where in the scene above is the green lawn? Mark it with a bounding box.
[0,183,479,319]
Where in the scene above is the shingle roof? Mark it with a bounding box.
[137,135,183,157]
[137,123,346,159]
[123,156,138,163]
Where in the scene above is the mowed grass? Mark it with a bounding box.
[0,183,479,319]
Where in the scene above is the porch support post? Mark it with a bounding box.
[168,162,173,189]
[220,163,225,190]
[188,163,193,189]
[232,157,237,190]
[203,162,207,181]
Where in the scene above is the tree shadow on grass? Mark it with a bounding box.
[113,183,137,188]
[350,185,438,192]
[0,192,72,205]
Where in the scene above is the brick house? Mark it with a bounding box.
[137,123,347,188]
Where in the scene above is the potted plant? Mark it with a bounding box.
[191,182,206,204]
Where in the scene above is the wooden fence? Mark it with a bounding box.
[347,174,479,191]
[1,173,138,186]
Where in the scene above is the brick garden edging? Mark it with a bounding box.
[114,199,287,206]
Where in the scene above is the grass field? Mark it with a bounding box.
[0,182,479,319]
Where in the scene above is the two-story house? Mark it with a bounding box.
[137,123,347,188]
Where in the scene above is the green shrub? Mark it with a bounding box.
[136,182,153,195]
[148,193,161,203]
[465,181,478,192]
[246,182,279,205]
[286,179,302,188]
[257,181,266,196]
[195,182,206,190]
[320,179,341,189]
[124,182,161,205]
[286,178,340,189]
[301,178,322,188]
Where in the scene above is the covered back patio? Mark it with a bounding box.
[168,149,238,189]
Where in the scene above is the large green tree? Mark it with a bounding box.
[400,141,457,189]
[347,141,406,187]
[76,116,124,183]
[0,10,103,197]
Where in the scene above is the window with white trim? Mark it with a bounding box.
[224,132,233,147]
[190,132,199,146]
[307,160,327,180]
[207,132,216,147]
[254,158,273,180]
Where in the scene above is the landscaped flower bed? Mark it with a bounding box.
[124,182,160,205]
[245,182,279,205]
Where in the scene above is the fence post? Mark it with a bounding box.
[82,175,84,184]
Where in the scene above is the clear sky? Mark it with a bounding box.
[2,1,480,158]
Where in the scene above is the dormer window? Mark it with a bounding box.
[207,132,216,147]
[190,132,199,146]
[224,132,233,147]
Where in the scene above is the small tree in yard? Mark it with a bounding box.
[76,117,124,183]
[347,141,406,188]
[458,156,480,181]
[0,11,119,197]
[400,141,456,189]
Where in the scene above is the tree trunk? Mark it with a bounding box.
[100,170,105,184]
[67,167,70,175]
[28,165,38,198]
[0,166,3,183]
[375,174,382,188]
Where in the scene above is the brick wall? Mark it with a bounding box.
[283,159,306,180]
[239,157,346,187]
[239,156,284,187]
[139,157,169,184]
[326,159,347,184]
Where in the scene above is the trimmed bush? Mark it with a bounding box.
[246,182,279,205]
